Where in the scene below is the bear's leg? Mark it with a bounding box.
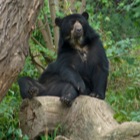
[60,83,78,106]
[91,66,108,99]
[18,76,78,106]
[18,77,47,99]
[41,80,78,106]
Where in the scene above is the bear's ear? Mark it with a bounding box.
[55,17,62,27]
[82,12,89,20]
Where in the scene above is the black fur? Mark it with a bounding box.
[18,12,109,106]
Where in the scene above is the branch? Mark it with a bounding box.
[64,0,72,14]
[29,47,45,72]
[43,14,54,51]
[37,19,54,51]
[80,0,86,13]
[70,0,76,13]
[31,36,55,64]
[49,0,59,49]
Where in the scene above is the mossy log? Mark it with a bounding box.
[19,96,140,140]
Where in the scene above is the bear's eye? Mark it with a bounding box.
[71,19,76,25]
[68,20,75,30]
[78,19,84,25]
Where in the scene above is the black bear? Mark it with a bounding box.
[18,12,109,106]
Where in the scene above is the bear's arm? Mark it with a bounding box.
[57,54,86,94]
[90,41,109,99]
[59,66,86,94]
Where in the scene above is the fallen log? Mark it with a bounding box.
[19,96,140,140]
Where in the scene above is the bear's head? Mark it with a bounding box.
[55,12,91,47]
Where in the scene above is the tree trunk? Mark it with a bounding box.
[19,96,140,140]
[49,0,59,49]
[0,0,44,101]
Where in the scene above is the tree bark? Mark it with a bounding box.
[80,0,86,13]
[19,96,140,140]
[49,0,59,49]
[0,0,44,101]
[37,19,54,51]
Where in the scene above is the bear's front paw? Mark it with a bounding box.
[77,81,86,94]
[90,93,105,100]
[90,93,100,98]
[60,93,76,107]
[28,86,39,99]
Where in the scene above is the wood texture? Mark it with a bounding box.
[0,0,43,101]
[19,96,140,140]
[49,0,59,49]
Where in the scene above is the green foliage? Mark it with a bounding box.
[39,124,62,140]
[48,124,62,140]
[19,57,39,78]
[1,0,140,139]
[0,84,29,140]
[106,43,140,122]
[29,39,56,68]
[122,0,140,19]
[106,87,140,123]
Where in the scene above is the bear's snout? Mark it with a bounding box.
[76,28,82,34]
[73,21,83,38]
[74,29,83,38]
